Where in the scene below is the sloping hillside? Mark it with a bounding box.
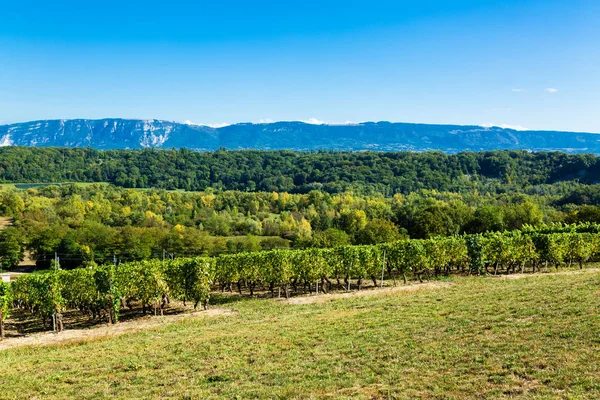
[1,119,599,153]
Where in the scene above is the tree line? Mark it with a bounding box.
[2,147,600,194]
[3,182,600,269]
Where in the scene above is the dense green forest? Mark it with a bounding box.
[2,147,600,194]
[2,179,600,269]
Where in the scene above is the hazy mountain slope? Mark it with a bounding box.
[0,119,598,153]
[0,119,219,150]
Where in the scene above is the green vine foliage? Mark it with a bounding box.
[0,281,11,338]
[465,234,484,275]
[7,226,600,332]
[165,257,214,309]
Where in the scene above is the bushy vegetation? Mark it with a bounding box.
[10,257,214,332]
[1,174,600,269]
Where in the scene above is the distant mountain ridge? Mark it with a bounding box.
[0,119,599,153]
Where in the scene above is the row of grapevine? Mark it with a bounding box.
[5,225,600,335]
[211,237,468,294]
[7,257,213,333]
[211,230,600,293]
[522,222,600,234]
[0,281,11,338]
[531,232,598,268]
[11,272,65,331]
[214,246,384,296]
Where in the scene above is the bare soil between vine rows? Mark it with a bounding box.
[0,307,235,351]
[282,280,454,305]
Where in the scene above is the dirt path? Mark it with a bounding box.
[282,281,454,305]
[493,267,600,280]
[0,308,235,351]
[283,267,600,305]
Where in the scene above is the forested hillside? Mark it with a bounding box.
[2,148,600,270]
[2,147,600,194]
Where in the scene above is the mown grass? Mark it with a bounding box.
[1,271,600,399]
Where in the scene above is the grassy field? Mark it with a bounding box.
[1,271,600,399]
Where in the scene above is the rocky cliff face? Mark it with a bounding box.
[1,119,598,153]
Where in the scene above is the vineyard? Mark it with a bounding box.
[1,222,599,337]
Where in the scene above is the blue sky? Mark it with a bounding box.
[1,0,598,132]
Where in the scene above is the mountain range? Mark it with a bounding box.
[0,119,599,153]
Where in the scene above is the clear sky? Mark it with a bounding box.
[1,0,598,132]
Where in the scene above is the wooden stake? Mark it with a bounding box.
[381,250,386,288]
